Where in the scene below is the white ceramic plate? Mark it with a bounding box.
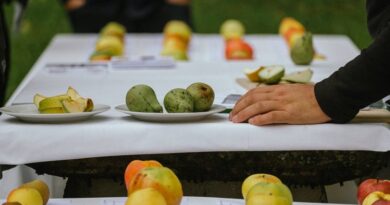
[0,104,110,123]
[115,104,226,122]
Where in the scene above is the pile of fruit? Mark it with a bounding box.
[357,179,390,205]
[242,173,293,205]
[124,160,183,205]
[161,20,192,61]
[279,17,315,65]
[220,19,254,60]
[126,82,214,113]
[33,87,94,114]
[90,22,126,62]
[244,65,313,85]
[4,179,49,205]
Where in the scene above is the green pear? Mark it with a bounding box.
[290,32,315,65]
[164,88,194,113]
[126,85,163,113]
[186,82,214,112]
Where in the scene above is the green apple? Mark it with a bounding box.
[96,36,124,56]
[258,65,285,84]
[246,182,293,205]
[186,82,214,112]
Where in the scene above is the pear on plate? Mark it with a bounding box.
[258,65,285,84]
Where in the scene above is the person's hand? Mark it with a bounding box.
[229,84,331,125]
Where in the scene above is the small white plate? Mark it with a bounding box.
[115,104,226,122]
[0,104,110,123]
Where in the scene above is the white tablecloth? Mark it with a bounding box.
[0,34,389,165]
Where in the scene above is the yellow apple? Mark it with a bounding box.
[19,180,49,205]
[96,36,124,56]
[279,17,305,36]
[163,20,191,44]
[100,22,126,41]
[242,173,282,199]
[126,188,167,205]
[246,182,293,204]
[246,194,291,205]
[7,187,43,205]
[220,19,245,40]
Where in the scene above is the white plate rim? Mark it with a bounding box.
[0,104,111,119]
[114,104,226,121]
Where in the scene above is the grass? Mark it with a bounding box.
[4,0,371,102]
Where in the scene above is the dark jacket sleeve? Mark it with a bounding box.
[314,2,390,123]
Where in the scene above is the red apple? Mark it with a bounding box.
[358,179,390,205]
[225,38,253,60]
[363,191,390,205]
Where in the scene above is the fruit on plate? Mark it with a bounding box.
[164,88,194,113]
[163,20,192,45]
[220,19,245,40]
[125,188,167,205]
[6,179,50,205]
[124,160,163,190]
[290,32,314,65]
[100,21,126,41]
[258,65,285,84]
[242,173,282,199]
[127,167,183,205]
[186,82,215,112]
[281,68,313,83]
[225,38,253,60]
[95,35,124,56]
[34,87,94,114]
[126,84,163,113]
[358,179,390,205]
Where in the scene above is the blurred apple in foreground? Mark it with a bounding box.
[358,179,390,205]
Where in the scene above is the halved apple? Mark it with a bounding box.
[258,65,285,84]
[282,68,313,83]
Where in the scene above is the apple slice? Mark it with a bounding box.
[38,95,70,114]
[61,99,84,113]
[84,98,94,112]
[282,68,313,83]
[258,65,285,84]
[33,94,46,108]
[244,67,264,82]
[7,187,43,205]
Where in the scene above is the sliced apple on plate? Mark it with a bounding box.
[258,65,285,84]
[282,68,313,83]
[33,87,94,114]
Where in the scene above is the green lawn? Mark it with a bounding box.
[4,0,371,102]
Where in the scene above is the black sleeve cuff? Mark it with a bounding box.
[314,82,359,123]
